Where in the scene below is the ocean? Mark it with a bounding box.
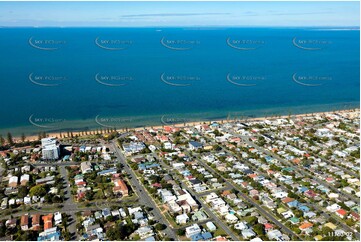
[0,27,359,136]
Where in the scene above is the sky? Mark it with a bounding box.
[0,1,359,27]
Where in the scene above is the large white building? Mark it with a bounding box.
[41,138,60,160]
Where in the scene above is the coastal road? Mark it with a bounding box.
[110,140,178,240]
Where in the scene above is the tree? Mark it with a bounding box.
[18,186,29,198]
[63,231,71,241]
[14,230,38,241]
[155,223,166,231]
[0,221,6,237]
[44,194,52,203]
[0,135,4,146]
[245,216,258,226]
[85,190,94,201]
[29,185,47,197]
[7,132,14,145]
[21,133,26,143]
[177,229,185,236]
[52,195,63,203]
[106,227,118,240]
[253,223,265,236]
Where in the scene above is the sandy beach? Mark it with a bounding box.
[8,108,359,143]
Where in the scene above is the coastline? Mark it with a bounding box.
[8,107,359,143]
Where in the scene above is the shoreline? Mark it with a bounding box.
[7,107,359,143]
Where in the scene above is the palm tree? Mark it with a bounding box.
[7,132,14,145]
[0,135,4,146]
[21,133,26,143]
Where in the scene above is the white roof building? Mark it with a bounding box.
[24,196,31,204]
[242,229,256,239]
[206,221,217,231]
[80,161,92,174]
[9,176,18,187]
[41,138,60,160]
[234,221,248,230]
[54,212,62,225]
[176,213,189,224]
[185,224,201,238]
[41,137,58,147]
[225,213,238,223]
[267,230,283,240]
[20,174,30,184]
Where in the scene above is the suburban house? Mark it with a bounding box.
[336,209,347,218]
[188,141,203,151]
[112,179,129,196]
[81,162,93,174]
[32,214,41,231]
[225,213,238,223]
[54,212,62,225]
[185,224,201,238]
[20,214,29,230]
[8,176,18,187]
[42,214,53,230]
[20,174,30,186]
[299,222,313,233]
[176,213,189,224]
[206,221,217,231]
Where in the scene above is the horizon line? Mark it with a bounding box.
[1,25,360,28]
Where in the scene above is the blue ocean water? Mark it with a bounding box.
[0,27,359,135]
